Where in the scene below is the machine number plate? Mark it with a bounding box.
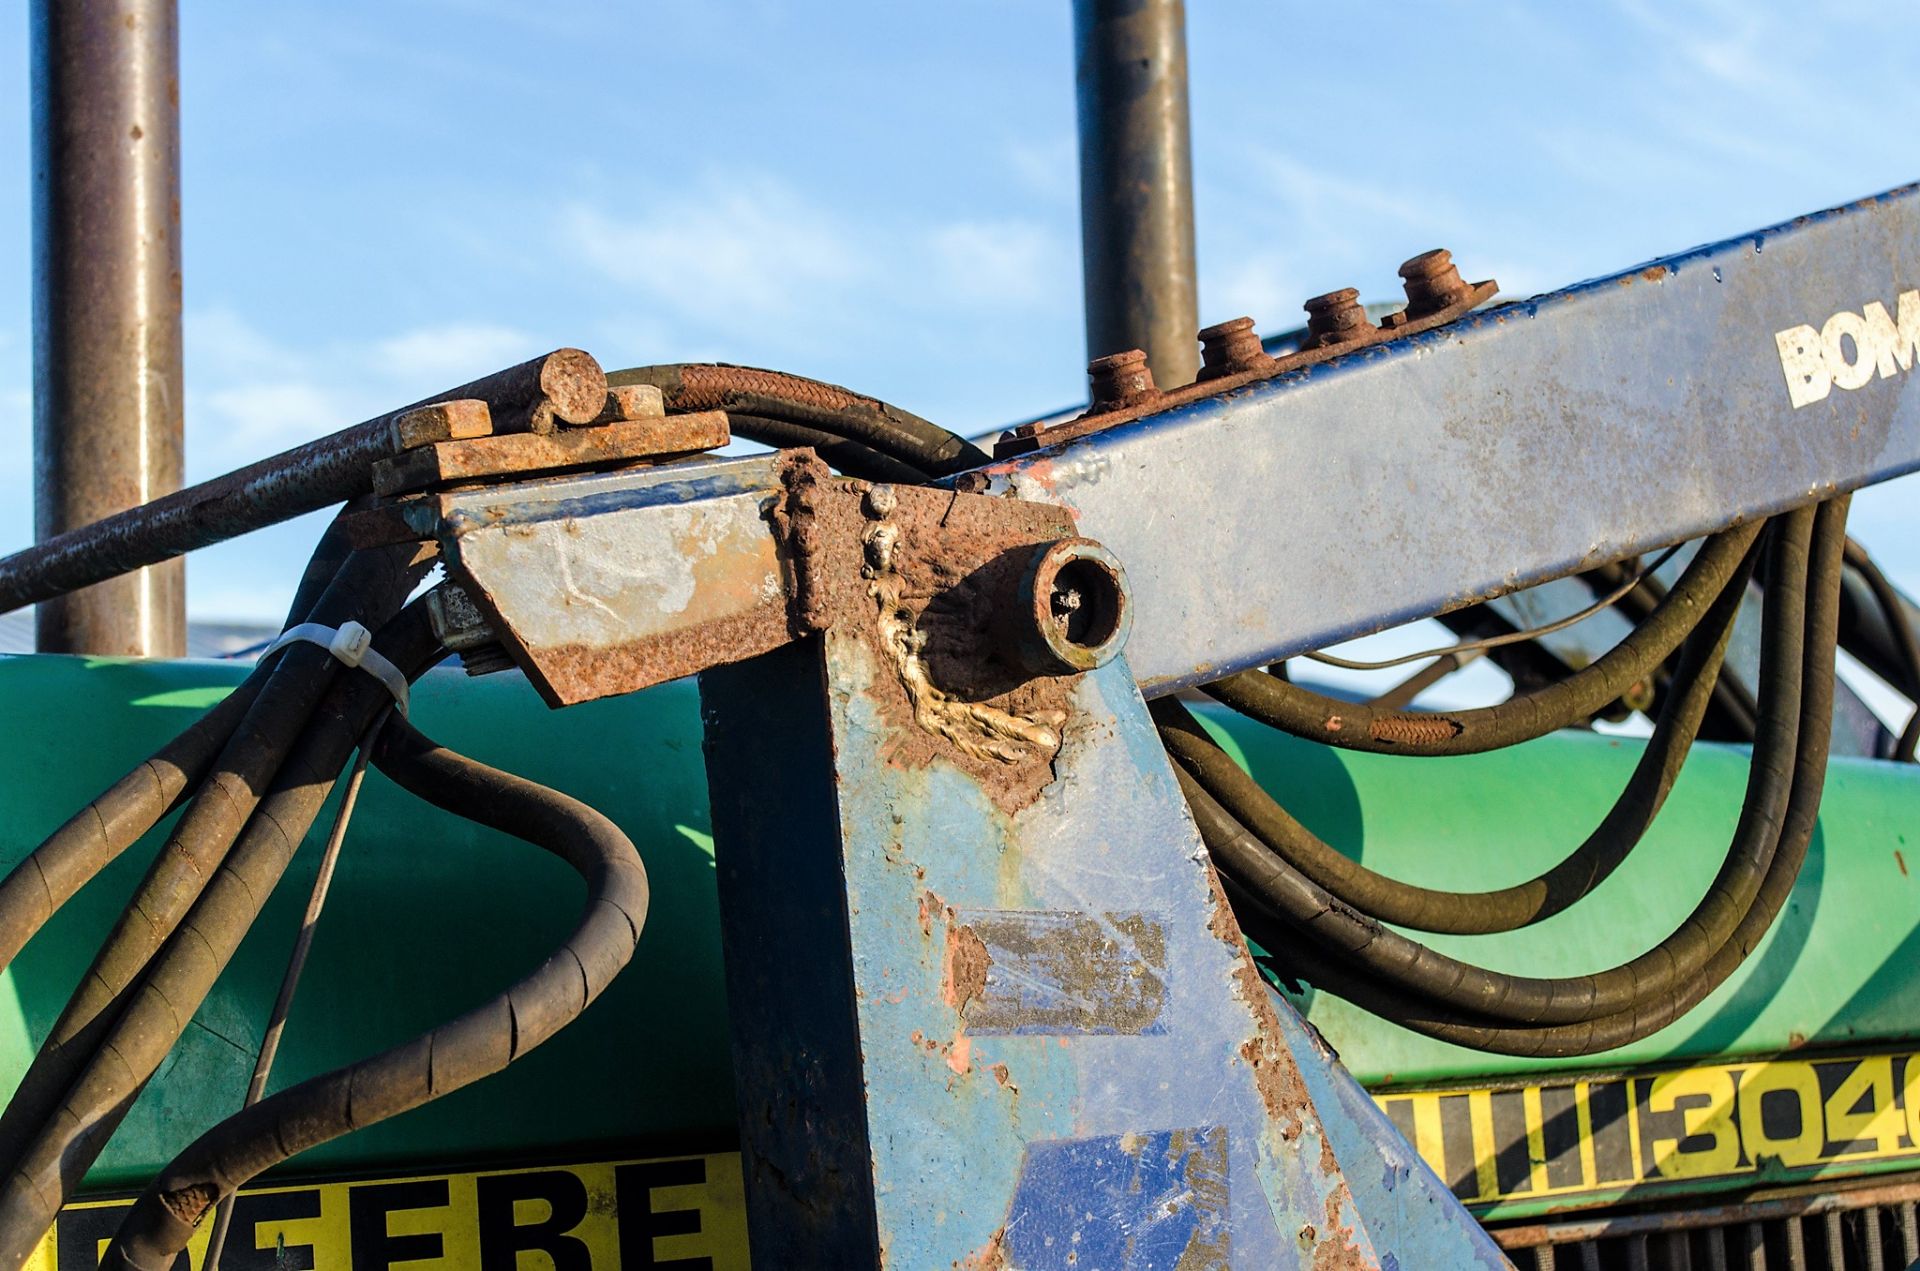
[1376,1048,1920,1215]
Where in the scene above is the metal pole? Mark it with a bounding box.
[31,0,187,656]
[1072,0,1200,389]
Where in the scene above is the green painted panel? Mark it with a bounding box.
[0,656,731,1190]
[1,655,1916,1195]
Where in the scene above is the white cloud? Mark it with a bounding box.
[372,323,532,385]
[561,175,865,330]
[924,220,1074,309]
[197,381,349,467]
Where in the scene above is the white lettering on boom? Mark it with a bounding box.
[1776,290,1920,408]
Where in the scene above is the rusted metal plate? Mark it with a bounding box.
[371,412,729,496]
[418,454,789,707]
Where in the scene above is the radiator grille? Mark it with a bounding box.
[1494,1178,1920,1270]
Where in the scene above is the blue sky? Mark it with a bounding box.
[2,0,1918,627]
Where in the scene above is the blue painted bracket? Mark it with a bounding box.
[701,621,1508,1269]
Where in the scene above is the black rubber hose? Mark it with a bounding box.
[725,413,934,484]
[0,510,376,980]
[0,676,263,978]
[279,507,362,632]
[1201,522,1763,755]
[608,363,990,477]
[0,543,430,1194]
[100,717,649,1271]
[1220,496,1846,1057]
[1175,506,1811,1027]
[1159,530,1758,935]
[0,593,440,1266]
[1599,558,1760,741]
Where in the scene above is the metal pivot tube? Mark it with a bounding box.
[1074,0,1200,387]
[981,180,1920,697]
[31,0,186,655]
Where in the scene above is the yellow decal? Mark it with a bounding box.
[1374,1051,1920,1210]
[29,1150,749,1270]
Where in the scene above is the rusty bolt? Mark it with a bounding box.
[1004,538,1132,676]
[1087,349,1158,411]
[1197,317,1277,382]
[1303,288,1376,347]
[1399,249,1473,320]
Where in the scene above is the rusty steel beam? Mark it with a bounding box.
[31,0,187,655]
[1073,0,1200,389]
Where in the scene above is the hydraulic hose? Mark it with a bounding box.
[1183,506,1811,1027]
[0,542,430,1193]
[1216,496,1846,1057]
[0,508,366,980]
[0,675,263,977]
[609,363,990,477]
[100,718,649,1271]
[1201,521,1763,755]
[1591,554,1760,741]
[1158,529,1757,936]
[0,589,441,1267]
[724,413,934,485]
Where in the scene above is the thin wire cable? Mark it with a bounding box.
[200,709,387,1271]
[1304,544,1686,672]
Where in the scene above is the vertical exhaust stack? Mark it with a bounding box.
[1073,0,1200,390]
[31,0,187,656]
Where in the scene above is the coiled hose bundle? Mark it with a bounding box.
[0,518,649,1269]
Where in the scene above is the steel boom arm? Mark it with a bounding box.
[977,182,1920,696]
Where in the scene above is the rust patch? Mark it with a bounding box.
[1898,850,1908,877]
[1368,714,1464,746]
[1642,264,1670,282]
[160,1182,220,1228]
[945,923,991,1012]
[1309,1179,1372,1269]
[957,1227,1008,1270]
[371,412,729,496]
[520,596,792,709]
[1203,864,1313,1141]
[999,276,1497,454]
[770,450,833,634]
[803,476,1080,813]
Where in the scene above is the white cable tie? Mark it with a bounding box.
[260,621,410,714]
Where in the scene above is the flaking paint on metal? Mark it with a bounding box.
[819,629,1490,1264]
